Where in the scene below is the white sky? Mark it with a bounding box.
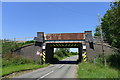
[54,48,78,52]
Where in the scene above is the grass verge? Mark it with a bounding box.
[77,62,119,78]
[2,63,49,76]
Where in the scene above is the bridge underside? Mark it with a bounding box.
[45,43,83,63]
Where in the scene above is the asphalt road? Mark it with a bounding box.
[16,55,78,79]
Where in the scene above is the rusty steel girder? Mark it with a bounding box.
[45,33,85,40]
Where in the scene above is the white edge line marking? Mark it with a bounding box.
[58,64,64,69]
[40,71,54,78]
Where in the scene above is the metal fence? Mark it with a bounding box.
[2,37,35,43]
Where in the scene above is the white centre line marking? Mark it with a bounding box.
[40,71,54,78]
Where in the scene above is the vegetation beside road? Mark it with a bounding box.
[2,53,49,76]
[77,62,119,78]
[53,48,78,61]
[2,40,35,54]
[2,40,77,76]
[91,2,120,78]
[94,2,120,51]
[2,64,49,76]
[77,53,120,78]
[1,40,49,76]
[2,54,37,67]
[0,40,2,53]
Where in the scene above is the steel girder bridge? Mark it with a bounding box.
[35,31,93,63]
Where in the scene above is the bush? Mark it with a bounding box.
[2,40,35,54]
[25,40,35,44]
[62,51,69,57]
[2,41,20,54]
[92,52,120,70]
[70,52,78,55]
[2,54,35,67]
[106,53,120,70]
[54,54,61,60]
[55,50,64,58]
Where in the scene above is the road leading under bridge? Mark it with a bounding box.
[16,55,78,78]
[45,43,82,63]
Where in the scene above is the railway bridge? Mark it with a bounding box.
[35,31,93,63]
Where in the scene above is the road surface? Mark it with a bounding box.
[16,55,78,79]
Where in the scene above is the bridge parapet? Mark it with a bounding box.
[44,33,85,41]
[35,32,88,42]
[35,31,93,43]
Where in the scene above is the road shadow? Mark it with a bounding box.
[50,61,79,64]
[49,57,79,64]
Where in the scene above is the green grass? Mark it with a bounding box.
[2,40,35,54]
[0,57,2,77]
[2,53,40,67]
[77,62,119,78]
[2,54,49,77]
[2,63,49,76]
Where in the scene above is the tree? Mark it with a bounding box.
[54,48,70,57]
[101,2,120,50]
[94,26,101,37]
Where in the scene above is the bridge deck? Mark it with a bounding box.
[45,42,83,43]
